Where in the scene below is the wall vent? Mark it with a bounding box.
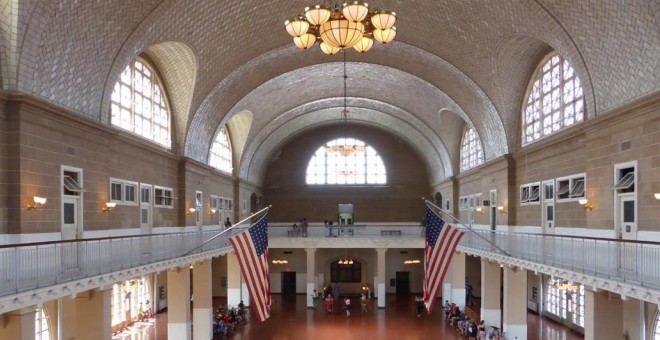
[621,141,631,151]
[283,251,293,255]
[65,146,76,155]
[399,251,408,254]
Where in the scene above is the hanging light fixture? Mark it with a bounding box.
[285,1,397,54]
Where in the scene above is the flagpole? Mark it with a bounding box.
[183,205,272,256]
[423,198,510,256]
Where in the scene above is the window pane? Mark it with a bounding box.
[305,138,386,185]
[523,53,584,145]
[110,60,171,148]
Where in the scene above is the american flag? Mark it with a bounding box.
[423,206,464,315]
[229,215,271,322]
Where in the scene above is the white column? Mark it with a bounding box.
[75,289,112,340]
[193,260,212,340]
[168,267,192,340]
[503,267,527,339]
[0,307,35,340]
[450,252,466,308]
[306,248,317,308]
[376,248,387,308]
[227,253,241,307]
[584,288,623,340]
[481,260,501,329]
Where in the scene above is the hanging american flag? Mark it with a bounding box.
[229,215,271,322]
[423,206,464,315]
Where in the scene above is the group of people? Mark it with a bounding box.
[212,301,249,338]
[313,285,368,317]
[444,301,487,340]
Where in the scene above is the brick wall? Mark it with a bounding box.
[262,124,429,223]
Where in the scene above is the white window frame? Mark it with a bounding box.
[154,186,174,208]
[210,195,220,209]
[520,182,541,205]
[613,161,637,194]
[109,178,138,206]
[555,173,586,202]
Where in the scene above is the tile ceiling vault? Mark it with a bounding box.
[1,0,657,186]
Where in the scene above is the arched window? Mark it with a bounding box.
[111,59,171,148]
[209,127,233,173]
[305,138,386,185]
[460,126,484,172]
[35,308,51,340]
[522,53,584,145]
[545,280,585,327]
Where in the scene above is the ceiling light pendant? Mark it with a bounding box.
[320,19,364,48]
[285,16,310,37]
[373,26,396,43]
[320,41,341,55]
[342,1,369,22]
[370,9,396,29]
[305,5,332,25]
[353,34,374,53]
[286,2,397,53]
[294,33,317,49]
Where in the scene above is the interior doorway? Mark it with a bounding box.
[395,271,410,295]
[282,271,297,296]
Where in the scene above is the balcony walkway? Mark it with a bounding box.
[2,224,659,313]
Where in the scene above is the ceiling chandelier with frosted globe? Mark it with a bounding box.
[285,1,397,54]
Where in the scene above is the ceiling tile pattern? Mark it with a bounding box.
[1,0,657,185]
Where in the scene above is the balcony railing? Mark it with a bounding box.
[0,228,236,298]
[459,229,660,291]
[1,224,659,303]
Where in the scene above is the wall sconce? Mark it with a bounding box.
[497,206,507,214]
[186,208,196,216]
[27,196,47,211]
[209,208,217,216]
[578,198,593,210]
[475,206,485,214]
[102,202,116,213]
[655,193,660,200]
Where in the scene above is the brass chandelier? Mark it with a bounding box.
[285,1,397,54]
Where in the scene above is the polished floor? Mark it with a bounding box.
[112,295,584,340]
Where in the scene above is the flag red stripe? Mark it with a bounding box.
[230,232,271,322]
[423,218,464,315]
[232,234,268,322]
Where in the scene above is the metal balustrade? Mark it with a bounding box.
[459,229,660,291]
[1,224,659,302]
[0,229,237,298]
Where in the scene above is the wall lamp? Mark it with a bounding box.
[655,193,660,200]
[186,208,196,216]
[209,208,217,215]
[475,206,485,214]
[497,206,507,214]
[27,196,47,211]
[102,202,117,213]
[578,198,593,210]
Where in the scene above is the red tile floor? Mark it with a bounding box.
[112,295,584,340]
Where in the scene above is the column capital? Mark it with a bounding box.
[375,248,387,255]
[305,247,317,254]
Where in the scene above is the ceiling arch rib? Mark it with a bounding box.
[198,63,504,179]
[246,106,448,186]
[240,97,457,186]
[185,42,507,162]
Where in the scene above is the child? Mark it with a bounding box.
[344,297,351,317]
[360,293,368,313]
[312,289,318,307]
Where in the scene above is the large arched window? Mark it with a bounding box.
[111,59,171,148]
[330,260,361,283]
[305,138,386,185]
[35,308,51,340]
[522,53,584,145]
[209,127,233,173]
[460,126,484,172]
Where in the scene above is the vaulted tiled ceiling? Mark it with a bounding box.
[4,0,658,185]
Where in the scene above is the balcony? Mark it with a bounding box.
[1,223,659,314]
